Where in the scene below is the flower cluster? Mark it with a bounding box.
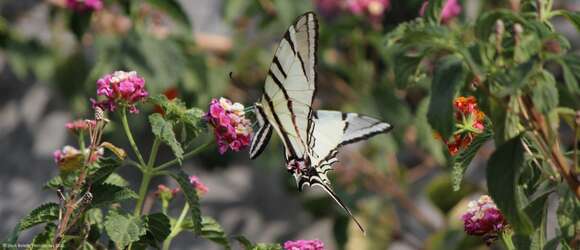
[461,195,508,245]
[313,0,389,25]
[419,0,461,23]
[53,146,103,172]
[65,119,96,134]
[65,0,103,12]
[283,239,324,250]
[93,71,148,114]
[346,0,390,24]
[206,98,252,154]
[438,96,486,155]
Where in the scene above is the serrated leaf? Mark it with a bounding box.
[144,0,191,30]
[556,187,580,245]
[20,203,60,231]
[200,216,231,249]
[486,135,533,234]
[530,70,558,114]
[149,113,184,163]
[168,170,201,233]
[392,50,423,88]
[104,211,147,250]
[144,213,171,243]
[28,223,56,250]
[88,157,122,185]
[90,183,138,208]
[451,120,493,191]
[103,173,129,187]
[427,57,466,139]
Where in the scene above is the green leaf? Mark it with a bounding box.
[561,54,580,97]
[486,135,533,234]
[200,216,231,249]
[427,56,466,139]
[392,49,423,88]
[90,183,138,208]
[233,236,282,250]
[424,0,443,24]
[144,0,192,30]
[168,170,202,233]
[20,203,60,231]
[234,236,255,250]
[556,187,580,244]
[28,223,56,250]
[88,157,122,185]
[530,70,558,114]
[144,213,171,243]
[149,113,184,163]
[451,120,493,191]
[104,211,147,250]
[557,10,580,32]
[103,173,129,187]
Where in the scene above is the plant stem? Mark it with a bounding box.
[501,231,516,250]
[154,141,212,172]
[133,138,161,216]
[133,170,152,216]
[120,107,147,167]
[162,203,190,250]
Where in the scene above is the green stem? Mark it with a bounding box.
[500,231,516,250]
[162,203,190,250]
[133,171,152,216]
[120,107,147,167]
[154,141,212,172]
[148,138,161,168]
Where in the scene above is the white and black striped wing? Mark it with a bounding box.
[307,110,393,184]
[257,12,318,162]
[249,104,273,159]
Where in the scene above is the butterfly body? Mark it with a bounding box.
[249,12,392,233]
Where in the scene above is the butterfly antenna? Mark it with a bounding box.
[313,182,366,235]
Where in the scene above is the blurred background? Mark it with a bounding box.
[0,0,578,249]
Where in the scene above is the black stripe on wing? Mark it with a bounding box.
[249,105,273,159]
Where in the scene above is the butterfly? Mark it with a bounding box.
[249,12,392,233]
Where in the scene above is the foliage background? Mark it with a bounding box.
[0,0,578,249]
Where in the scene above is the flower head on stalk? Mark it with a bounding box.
[206,98,252,154]
[65,119,96,135]
[283,239,325,250]
[53,145,103,172]
[155,184,179,200]
[461,195,508,245]
[419,0,461,23]
[436,96,486,156]
[65,0,103,12]
[92,71,148,114]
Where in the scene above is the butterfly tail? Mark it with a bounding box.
[311,182,366,235]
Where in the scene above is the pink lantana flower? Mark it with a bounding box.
[206,98,252,154]
[283,239,325,250]
[65,0,103,12]
[419,0,461,23]
[92,71,148,114]
[346,0,390,25]
[189,176,209,195]
[461,195,508,245]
